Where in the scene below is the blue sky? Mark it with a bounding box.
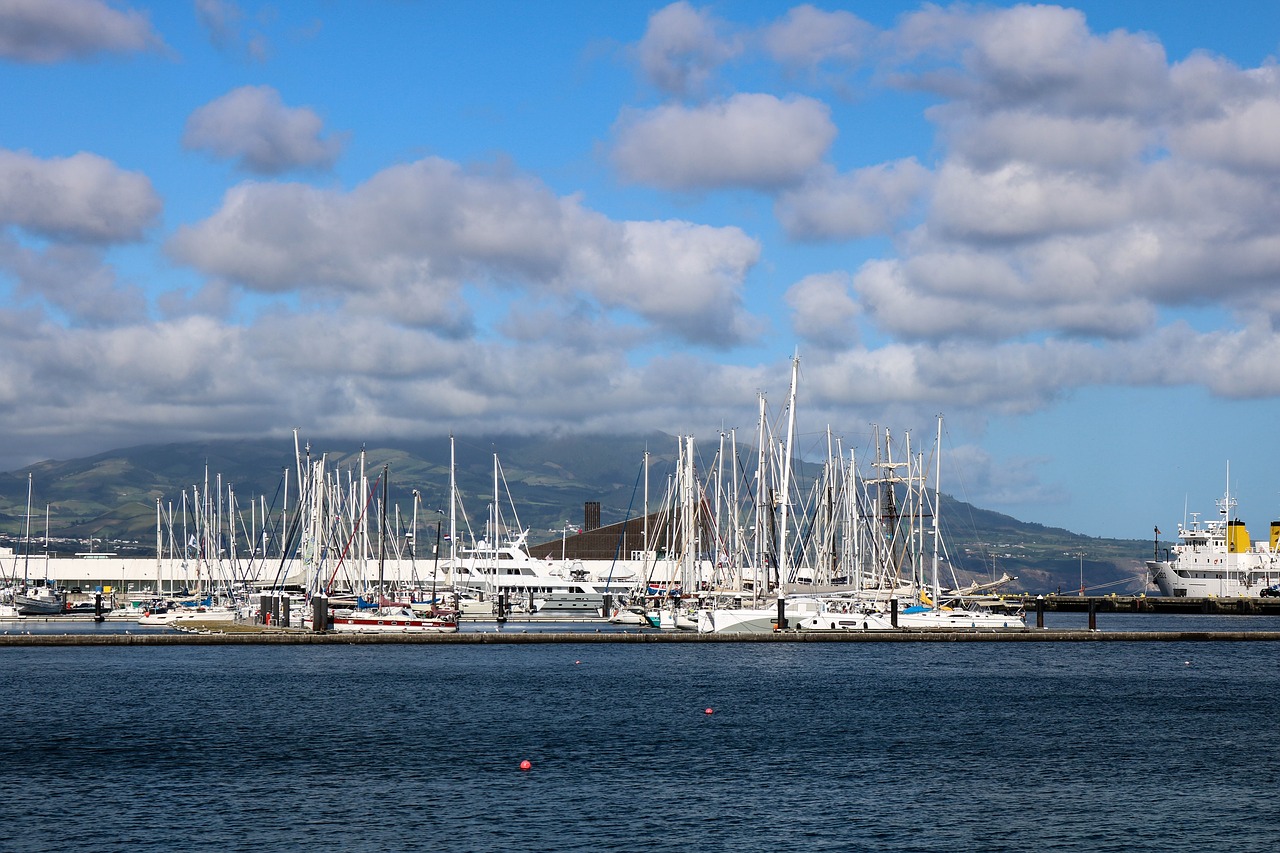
[3,0,1280,540]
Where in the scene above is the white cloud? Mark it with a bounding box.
[785,272,859,348]
[761,4,871,69]
[777,158,930,240]
[572,219,762,345]
[611,93,836,191]
[940,111,1150,174]
[0,239,147,327]
[636,1,739,97]
[896,4,1170,117]
[0,149,161,243]
[929,161,1133,242]
[169,156,762,345]
[0,0,163,62]
[1169,65,1280,173]
[183,85,344,174]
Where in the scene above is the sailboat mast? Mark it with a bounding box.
[449,434,457,565]
[378,464,388,602]
[778,354,799,587]
[931,415,943,607]
[21,472,32,587]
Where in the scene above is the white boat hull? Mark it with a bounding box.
[329,606,459,633]
[137,606,238,626]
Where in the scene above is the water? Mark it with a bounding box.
[0,637,1277,852]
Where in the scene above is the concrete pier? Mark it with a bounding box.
[1014,594,1280,614]
[3,627,1280,646]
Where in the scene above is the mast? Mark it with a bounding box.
[754,392,766,600]
[778,353,799,588]
[931,415,943,607]
[156,498,163,595]
[378,464,388,604]
[21,473,32,588]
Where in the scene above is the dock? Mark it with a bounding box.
[3,626,1280,645]
[1012,594,1280,614]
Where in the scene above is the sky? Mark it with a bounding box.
[3,0,1280,541]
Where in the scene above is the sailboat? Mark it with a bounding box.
[797,417,1026,632]
[329,466,459,633]
[13,474,66,616]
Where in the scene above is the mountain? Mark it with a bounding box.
[0,433,1151,593]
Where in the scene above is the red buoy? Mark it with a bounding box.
[704,707,714,715]
[519,759,532,770]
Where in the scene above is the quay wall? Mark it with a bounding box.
[4,629,1280,647]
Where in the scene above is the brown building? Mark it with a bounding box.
[526,502,710,562]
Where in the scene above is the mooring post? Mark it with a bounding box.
[311,595,328,633]
[94,592,104,623]
[775,595,788,631]
[1088,598,1097,631]
[1036,595,1045,629]
[890,597,899,628]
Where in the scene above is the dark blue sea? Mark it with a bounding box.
[1,620,1278,852]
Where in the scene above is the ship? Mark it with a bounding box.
[1147,483,1280,598]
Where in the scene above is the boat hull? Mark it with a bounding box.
[330,616,459,633]
[14,593,65,616]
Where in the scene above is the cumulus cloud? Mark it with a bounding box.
[0,0,163,62]
[777,158,930,241]
[183,85,345,174]
[169,156,762,346]
[895,3,1170,117]
[761,4,872,69]
[636,1,739,97]
[0,149,161,243]
[0,239,147,327]
[611,94,836,191]
[785,272,860,348]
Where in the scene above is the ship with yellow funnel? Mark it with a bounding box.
[1147,476,1280,598]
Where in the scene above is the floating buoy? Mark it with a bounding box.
[704,707,714,715]
[1185,661,1192,666]
[575,660,581,665]
[519,759,532,771]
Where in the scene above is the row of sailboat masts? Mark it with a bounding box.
[148,441,444,598]
[630,411,953,598]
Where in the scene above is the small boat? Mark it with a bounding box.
[330,604,459,633]
[137,602,238,626]
[607,604,649,626]
[14,585,65,616]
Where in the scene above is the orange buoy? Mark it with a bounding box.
[519,759,532,770]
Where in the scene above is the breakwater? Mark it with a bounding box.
[1014,594,1280,614]
[4,628,1280,645]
